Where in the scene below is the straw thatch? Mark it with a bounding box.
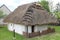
[4,2,59,25]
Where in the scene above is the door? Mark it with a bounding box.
[32,25,35,33]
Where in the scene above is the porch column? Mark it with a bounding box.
[26,25,28,33]
[25,26,31,33]
[25,25,28,33]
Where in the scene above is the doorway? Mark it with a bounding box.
[31,25,35,33]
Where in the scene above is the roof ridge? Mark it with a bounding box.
[0,4,11,12]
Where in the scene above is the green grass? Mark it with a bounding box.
[0,25,60,40]
[0,25,26,40]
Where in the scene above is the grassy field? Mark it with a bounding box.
[0,25,60,40]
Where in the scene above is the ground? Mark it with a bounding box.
[0,25,60,40]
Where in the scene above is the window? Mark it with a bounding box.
[11,24,13,26]
[27,8,33,13]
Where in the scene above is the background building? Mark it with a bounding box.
[0,4,11,24]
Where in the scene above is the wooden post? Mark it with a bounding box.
[13,24,16,40]
[26,25,29,37]
[26,25,28,33]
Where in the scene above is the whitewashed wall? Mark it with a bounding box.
[8,23,33,35]
[8,23,48,35]
[28,26,32,33]
[8,23,26,35]
[34,26,48,33]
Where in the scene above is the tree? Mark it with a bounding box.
[0,11,5,18]
[56,2,60,12]
[40,0,50,12]
[55,12,60,19]
[53,3,60,19]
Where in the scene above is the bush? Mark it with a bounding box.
[55,12,60,19]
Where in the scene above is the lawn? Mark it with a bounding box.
[0,25,26,40]
[0,25,60,40]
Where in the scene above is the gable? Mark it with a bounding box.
[0,4,11,15]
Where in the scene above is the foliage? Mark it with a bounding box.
[55,2,60,12]
[54,12,60,19]
[53,3,60,19]
[40,0,50,12]
[0,11,6,18]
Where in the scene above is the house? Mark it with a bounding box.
[4,2,59,38]
[0,4,11,24]
[0,4,11,15]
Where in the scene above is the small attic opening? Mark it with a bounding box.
[27,8,33,13]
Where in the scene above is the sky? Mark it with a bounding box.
[0,0,60,11]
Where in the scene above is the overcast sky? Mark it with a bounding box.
[0,0,60,11]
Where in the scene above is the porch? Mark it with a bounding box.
[23,26,55,38]
[23,28,55,38]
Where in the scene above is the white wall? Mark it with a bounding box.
[8,23,48,35]
[8,23,26,35]
[8,23,32,35]
[35,26,48,33]
[28,26,32,33]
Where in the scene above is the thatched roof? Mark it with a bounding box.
[4,2,59,25]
